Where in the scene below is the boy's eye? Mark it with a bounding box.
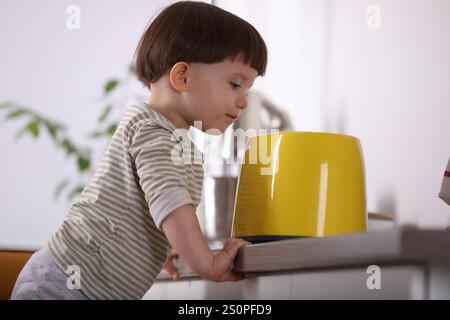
[230,82,241,90]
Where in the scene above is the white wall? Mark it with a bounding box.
[0,0,175,249]
[324,0,450,227]
[1,0,449,250]
[217,0,450,228]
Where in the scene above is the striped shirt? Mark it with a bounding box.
[47,102,204,299]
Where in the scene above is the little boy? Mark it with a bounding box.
[12,1,267,299]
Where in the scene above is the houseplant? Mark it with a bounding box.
[0,65,140,202]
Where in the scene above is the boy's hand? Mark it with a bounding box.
[208,238,250,282]
[161,205,250,283]
[164,248,180,280]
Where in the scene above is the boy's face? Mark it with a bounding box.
[184,56,258,133]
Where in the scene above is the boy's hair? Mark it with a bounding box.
[133,1,268,89]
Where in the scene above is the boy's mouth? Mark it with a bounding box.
[225,114,238,120]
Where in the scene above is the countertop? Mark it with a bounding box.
[156,226,450,281]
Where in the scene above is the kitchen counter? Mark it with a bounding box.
[146,226,450,299]
[156,226,450,280]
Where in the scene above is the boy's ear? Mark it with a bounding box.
[169,62,189,93]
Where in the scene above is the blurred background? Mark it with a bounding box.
[1,0,449,251]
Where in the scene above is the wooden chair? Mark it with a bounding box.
[0,250,34,300]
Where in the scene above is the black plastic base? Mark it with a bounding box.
[239,235,307,243]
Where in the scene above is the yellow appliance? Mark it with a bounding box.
[231,132,367,242]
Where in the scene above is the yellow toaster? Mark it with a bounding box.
[231,131,367,242]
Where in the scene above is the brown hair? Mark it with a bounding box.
[133,1,268,89]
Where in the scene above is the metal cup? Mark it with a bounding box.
[196,176,238,249]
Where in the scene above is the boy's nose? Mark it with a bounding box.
[236,96,247,109]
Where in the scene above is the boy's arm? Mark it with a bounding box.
[161,204,249,282]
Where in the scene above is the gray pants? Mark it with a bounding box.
[11,243,90,300]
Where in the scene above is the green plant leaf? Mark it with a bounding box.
[60,138,76,155]
[98,105,113,123]
[6,109,29,119]
[67,185,85,201]
[17,119,40,139]
[54,178,70,200]
[104,79,119,94]
[0,101,15,109]
[28,120,40,137]
[43,121,61,140]
[77,155,90,172]
[106,123,118,136]
[88,130,105,139]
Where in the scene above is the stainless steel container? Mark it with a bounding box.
[196,176,238,249]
